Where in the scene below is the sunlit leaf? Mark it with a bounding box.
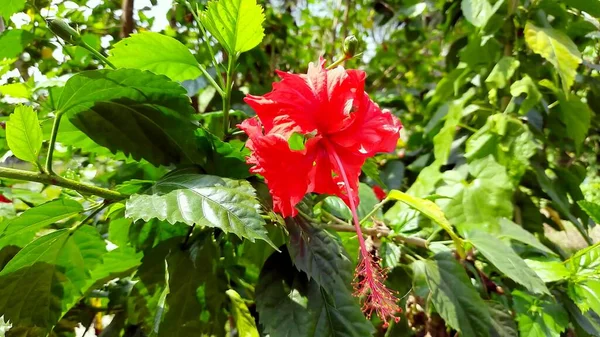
[108,32,203,82]
[6,105,42,165]
[226,289,259,337]
[512,290,568,337]
[200,0,265,55]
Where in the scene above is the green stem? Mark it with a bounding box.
[80,41,116,69]
[222,54,236,137]
[45,112,63,174]
[70,203,108,233]
[199,64,224,97]
[359,199,387,225]
[326,54,349,70]
[183,0,225,89]
[0,166,126,200]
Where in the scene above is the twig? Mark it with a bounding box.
[325,223,429,248]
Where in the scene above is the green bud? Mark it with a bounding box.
[343,35,359,58]
[48,19,81,45]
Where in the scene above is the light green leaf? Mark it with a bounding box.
[413,252,492,337]
[524,257,569,283]
[486,56,520,89]
[0,29,33,60]
[286,218,353,293]
[468,230,549,294]
[226,290,259,337]
[0,198,83,249]
[322,183,382,222]
[498,218,554,255]
[510,75,542,115]
[512,290,569,337]
[361,158,387,189]
[0,82,30,98]
[556,97,591,153]
[256,249,374,337]
[524,22,582,92]
[56,69,205,166]
[465,114,538,182]
[108,32,202,82]
[0,226,106,331]
[125,173,273,246]
[200,0,265,55]
[578,200,600,224]
[6,105,43,165]
[568,280,600,315]
[0,0,26,21]
[566,243,600,278]
[88,246,142,288]
[461,0,499,27]
[388,189,459,240]
[437,156,513,233]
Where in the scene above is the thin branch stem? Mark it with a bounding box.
[222,54,236,137]
[0,166,126,200]
[70,203,108,232]
[45,112,63,174]
[326,55,349,70]
[325,223,429,248]
[199,64,225,97]
[80,41,116,69]
[359,199,386,225]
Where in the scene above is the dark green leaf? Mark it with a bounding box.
[286,218,353,293]
[256,248,374,337]
[488,302,518,337]
[413,252,492,337]
[125,173,273,246]
[497,219,554,255]
[56,69,205,166]
[468,231,549,295]
[0,226,106,331]
[556,97,591,152]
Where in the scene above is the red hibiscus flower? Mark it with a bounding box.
[239,58,402,324]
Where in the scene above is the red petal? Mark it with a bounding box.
[238,118,315,217]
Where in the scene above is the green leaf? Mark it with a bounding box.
[524,257,570,283]
[6,105,42,165]
[563,0,600,17]
[485,57,520,89]
[578,200,600,224]
[0,0,25,21]
[56,69,205,166]
[556,97,591,152]
[200,0,265,55]
[488,302,518,337]
[465,114,538,182]
[412,252,492,337]
[0,83,30,98]
[159,236,225,337]
[41,117,114,157]
[125,173,273,246]
[88,246,142,287]
[498,218,554,255]
[322,183,382,221]
[437,156,513,233]
[226,289,259,337]
[361,158,387,189]
[287,132,306,151]
[108,32,203,82]
[566,244,600,278]
[558,291,600,336]
[0,226,106,331]
[524,22,582,92]
[0,198,83,249]
[461,0,497,28]
[510,75,542,115]
[387,189,459,240]
[0,29,32,60]
[256,248,374,337]
[468,230,549,294]
[568,279,600,315]
[286,218,353,293]
[512,290,569,337]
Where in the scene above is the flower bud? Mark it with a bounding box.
[47,19,81,45]
[343,35,359,58]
